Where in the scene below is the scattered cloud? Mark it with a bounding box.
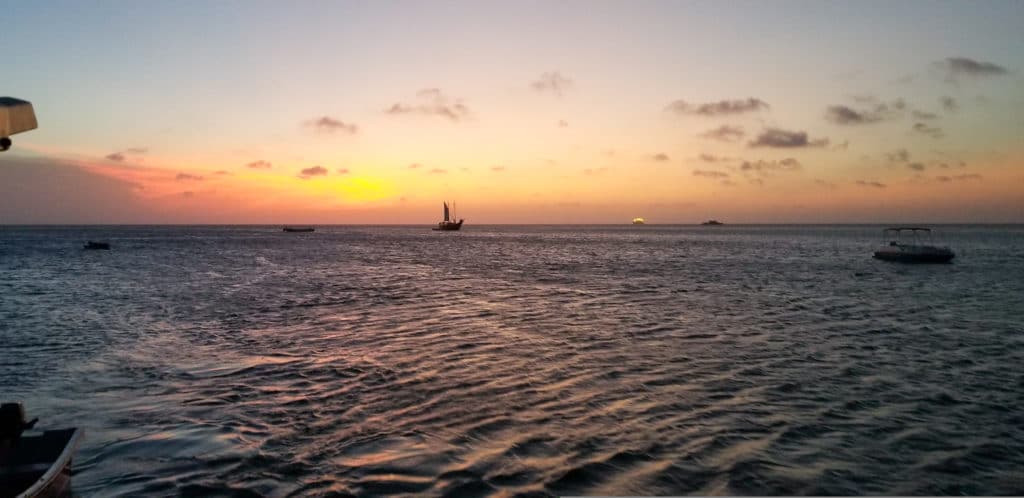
[558,119,569,128]
[940,96,958,112]
[936,57,1009,80]
[305,116,358,134]
[667,98,769,116]
[104,147,148,162]
[298,165,328,179]
[856,180,886,188]
[531,72,573,96]
[490,165,506,172]
[749,128,829,148]
[408,163,422,169]
[739,158,801,173]
[247,160,272,169]
[935,173,982,182]
[385,89,472,122]
[912,122,943,138]
[428,168,447,174]
[692,169,730,178]
[649,153,670,162]
[213,170,232,176]
[175,173,204,181]
[826,105,884,125]
[886,148,910,163]
[697,153,731,163]
[814,179,838,189]
[181,191,195,198]
[698,125,745,142]
[907,162,925,171]
[337,168,350,175]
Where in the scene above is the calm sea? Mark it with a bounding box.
[2,225,1023,496]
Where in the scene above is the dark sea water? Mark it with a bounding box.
[2,225,1023,496]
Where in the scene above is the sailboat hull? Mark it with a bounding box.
[432,220,463,231]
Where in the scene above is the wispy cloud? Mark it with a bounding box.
[649,153,670,162]
[911,109,939,120]
[337,168,350,175]
[385,89,471,122]
[912,122,943,139]
[583,167,608,176]
[213,170,232,176]
[936,57,1009,81]
[698,125,745,142]
[940,96,958,112]
[531,72,573,96]
[558,119,569,128]
[907,162,925,171]
[825,98,909,125]
[246,160,272,169]
[825,105,884,125]
[298,165,328,179]
[408,163,422,169]
[692,169,729,178]
[667,98,769,116]
[749,128,829,148]
[490,165,506,172]
[105,147,147,162]
[305,116,358,134]
[697,153,732,163]
[740,158,801,172]
[856,180,886,188]
[428,168,447,174]
[936,174,982,182]
[885,148,910,163]
[175,173,204,181]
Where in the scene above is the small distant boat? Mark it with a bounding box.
[83,241,110,250]
[873,227,954,263]
[432,202,464,231]
[701,220,724,226]
[632,217,645,225]
[282,227,315,233]
[0,402,83,498]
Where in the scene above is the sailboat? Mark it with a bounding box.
[432,202,464,231]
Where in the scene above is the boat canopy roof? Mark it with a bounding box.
[0,97,38,137]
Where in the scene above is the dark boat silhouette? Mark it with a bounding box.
[432,202,464,231]
[83,241,110,250]
[873,227,954,263]
[701,220,724,226]
[0,402,82,498]
[282,227,315,233]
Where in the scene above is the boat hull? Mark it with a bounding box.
[282,227,315,232]
[432,220,463,231]
[1,428,81,498]
[873,246,955,263]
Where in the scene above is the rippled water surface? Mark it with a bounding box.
[2,225,1023,496]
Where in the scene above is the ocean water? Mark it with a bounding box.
[1,225,1023,496]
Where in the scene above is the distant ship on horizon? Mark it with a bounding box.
[701,220,724,226]
[433,202,464,231]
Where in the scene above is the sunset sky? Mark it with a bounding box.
[2,0,1022,223]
